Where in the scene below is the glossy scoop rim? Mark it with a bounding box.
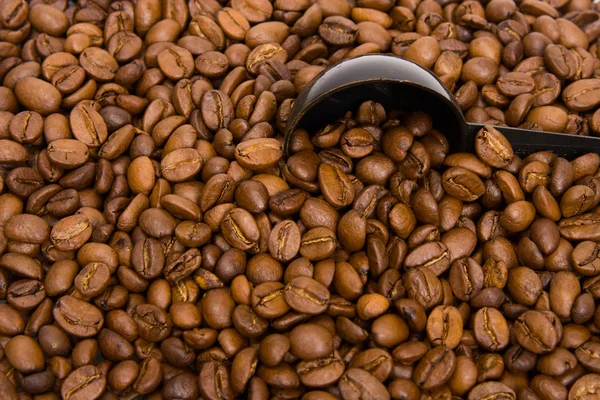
[284,54,467,153]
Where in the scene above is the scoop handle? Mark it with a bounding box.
[465,123,600,158]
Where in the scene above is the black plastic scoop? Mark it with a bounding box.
[284,54,600,158]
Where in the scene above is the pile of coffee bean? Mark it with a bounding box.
[386,0,600,134]
[0,0,600,399]
[284,106,600,400]
[1,0,600,138]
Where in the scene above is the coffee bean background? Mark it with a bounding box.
[0,0,600,399]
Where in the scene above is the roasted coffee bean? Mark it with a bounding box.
[288,322,333,360]
[469,382,515,400]
[196,51,229,78]
[161,148,203,182]
[319,16,358,46]
[53,296,104,338]
[5,214,49,244]
[5,335,45,374]
[202,90,234,131]
[319,163,357,207]
[75,262,111,298]
[70,103,108,147]
[132,304,172,343]
[268,220,301,262]
[339,369,389,399]
[235,138,283,171]
[413,345,456,390]
[80,47,119,82]
[404,267,443,310]
[6,167,45,197]
[284,276,330,315]
[473,307,510,351]
[221,208,260,251]
[563,79,600,111]
[300,227,337,261]
[475,126,514,168]
[15,77,61,116]
[442,167,485,201]
[298,354,345,388]
[158,46,194,80]
[496,72,535,97]
[426,305,463,349]
[47,139,90,168]
[572,241,600,276]
[9,111,43,144]
[61,365,106,400]
[50,214,93,251]
[515,310,560,354]
[405,241,450,276]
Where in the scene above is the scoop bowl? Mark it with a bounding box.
[284,54,600,158]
